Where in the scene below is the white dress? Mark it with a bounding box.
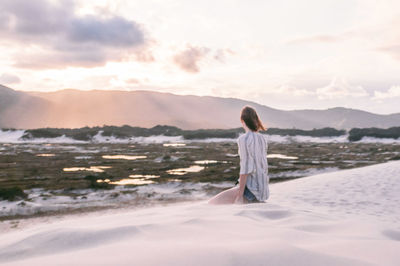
[236,130,270,201]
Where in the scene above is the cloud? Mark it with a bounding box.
[373,85,400,100]
[173,45,211,73]
[373,16,400,61]
[0,13,10,29]
[213,48,235,63]
[274,84,314,96]
[125,78,141,85]
[286,34,349,45]
[0,73,21,84]
[0,0,152,69]
[67,16,144,47]
[133,50,155,62]
[316,77,369,99]
[377,44,400,61]
[173,46,234,73]
[1,0,73,35]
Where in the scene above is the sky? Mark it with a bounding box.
[0,0,399,114]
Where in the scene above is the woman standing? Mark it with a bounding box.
[208,105,269,204]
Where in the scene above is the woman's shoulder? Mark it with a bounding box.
[237,132,250,142]
[237,131,267,139]
[255,131,266,138]
[257,132,268,141]
[254,131,268,146]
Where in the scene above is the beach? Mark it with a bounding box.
[1,0,400,264]
[1,160,399,265]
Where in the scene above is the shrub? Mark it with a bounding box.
[183,128,242,139]
[265,127,346,137]
[349,127,400,141]
[22,129,62,139]
[84,175,115,190]
[0,187,28,201]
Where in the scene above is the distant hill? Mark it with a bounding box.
[0,85,52,128]
[0,84,399,129]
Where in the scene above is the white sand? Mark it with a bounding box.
[1,161,399,265]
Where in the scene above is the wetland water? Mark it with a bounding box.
[0,141,399,221]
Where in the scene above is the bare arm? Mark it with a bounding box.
[238,173,248,195]
[234,174,248,203]
[235,137,252,203]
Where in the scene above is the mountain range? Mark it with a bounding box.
[1,84,399,130]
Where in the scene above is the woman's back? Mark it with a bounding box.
[237,131,269,201]
[208,105,268,205]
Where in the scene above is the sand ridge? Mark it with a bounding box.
[0,161,399,265]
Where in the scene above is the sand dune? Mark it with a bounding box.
[1,161,399,265]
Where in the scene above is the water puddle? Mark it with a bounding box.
[36,153,56,157]
[163,143,186,147]
[154,155,180,163]
[97,174,160,186]
[102,155,147,160]
[194,160,228,164]
[267,154,298,160]
[63,166,112,173]
[75,156,92,160]
[166,165,205,175]
[168,178,182,182]
[96,178,111,183]
[108,178,155,185]
[129,174,160,179]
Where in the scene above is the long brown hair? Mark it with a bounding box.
[240,105,266,132]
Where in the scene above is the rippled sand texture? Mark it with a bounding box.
[0,161,399,265]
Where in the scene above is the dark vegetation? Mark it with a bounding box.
[0,187,28,201]
[349,127,400,141]
[266,127,346,137]
[19,125,183,141]
[2,124,385,141]
[182,128,241,139]
[2,125,400,141]
[84,175,115,190]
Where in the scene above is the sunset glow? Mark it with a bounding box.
[0,0,399,113]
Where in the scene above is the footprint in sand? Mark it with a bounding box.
[382,229,400,241]
[235,209,292,220]
[294,224,335,233]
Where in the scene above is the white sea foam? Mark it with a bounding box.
[0,130,85,144]
[1,129,399,144]
[91,130,186,144]
[265,134,350,143]
[0,129,25,142]
[356,136,400,144]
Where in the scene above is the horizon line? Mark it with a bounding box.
[4,84,398,116]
